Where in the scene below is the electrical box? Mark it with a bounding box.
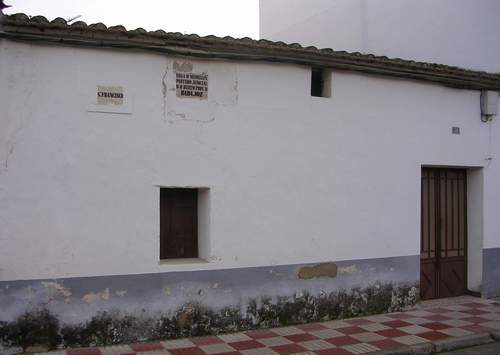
[481,90,498,116]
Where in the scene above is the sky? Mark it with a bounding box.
[2,0,260,38]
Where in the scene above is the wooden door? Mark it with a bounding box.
[160,188,198,259]
[421,168,467,300]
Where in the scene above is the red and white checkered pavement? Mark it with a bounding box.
[44,298,500,355]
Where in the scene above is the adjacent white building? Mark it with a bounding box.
[0,4,499,349]
[260,0,500,72]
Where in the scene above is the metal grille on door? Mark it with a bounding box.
[421,168,467,300]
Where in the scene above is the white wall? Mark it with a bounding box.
[483,121,500,249]
[0,40,499,281]
[467,169,483,292]
[260,0,500,73]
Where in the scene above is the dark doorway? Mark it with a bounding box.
[421,168,467,300]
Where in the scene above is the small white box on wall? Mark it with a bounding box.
[481,90,498,117]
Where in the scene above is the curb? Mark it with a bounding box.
[409,343,434,355]
[365,332,497,354]
[365,342,433,355]
[433,333,493,353]
[365,345,413,355]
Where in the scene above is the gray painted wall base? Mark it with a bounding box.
[0,255,421,349]
[483,247,500,298]
[1,255,419,323]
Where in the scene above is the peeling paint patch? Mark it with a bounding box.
[175,303,195,328]
[167,110,186,119]
[115,290,127,297]
[82,293,98,304]
[233,75,239,103]
[4,145,14,170]
[41,282,72,303]
[161,63,168,120]
[163,287,171,296]
[101,288,110,301]
[173,61,193,72]
[298,263,338,279]
[338,265,358,275]
[23,286,35,300]
[167,111,215,124]
[82,288,110,304]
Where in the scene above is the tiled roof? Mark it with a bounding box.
[1,13,499,91]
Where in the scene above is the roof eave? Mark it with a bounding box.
[1,14,499,91]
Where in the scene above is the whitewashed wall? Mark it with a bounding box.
[260,0,500,73]
[0,41,498,282]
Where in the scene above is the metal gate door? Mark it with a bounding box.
[420,168,467,300]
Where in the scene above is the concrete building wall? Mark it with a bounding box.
[259,0,500,73]
[1,40,498,280]
[0,39,499,346]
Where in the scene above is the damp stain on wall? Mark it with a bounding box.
[0,282,418,351]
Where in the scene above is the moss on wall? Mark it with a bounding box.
[0,308,61,351]
[0,283,418,351]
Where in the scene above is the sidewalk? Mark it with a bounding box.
[40,296,500,355]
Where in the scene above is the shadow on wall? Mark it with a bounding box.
[0,282,418,351]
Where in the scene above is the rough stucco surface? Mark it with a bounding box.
[1,41,499,283]
[482,247,500,298]
[0,255,418,324]
[0,36,499,350]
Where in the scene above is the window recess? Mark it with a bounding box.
[160,188,198,259]
[311,67,332,98]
